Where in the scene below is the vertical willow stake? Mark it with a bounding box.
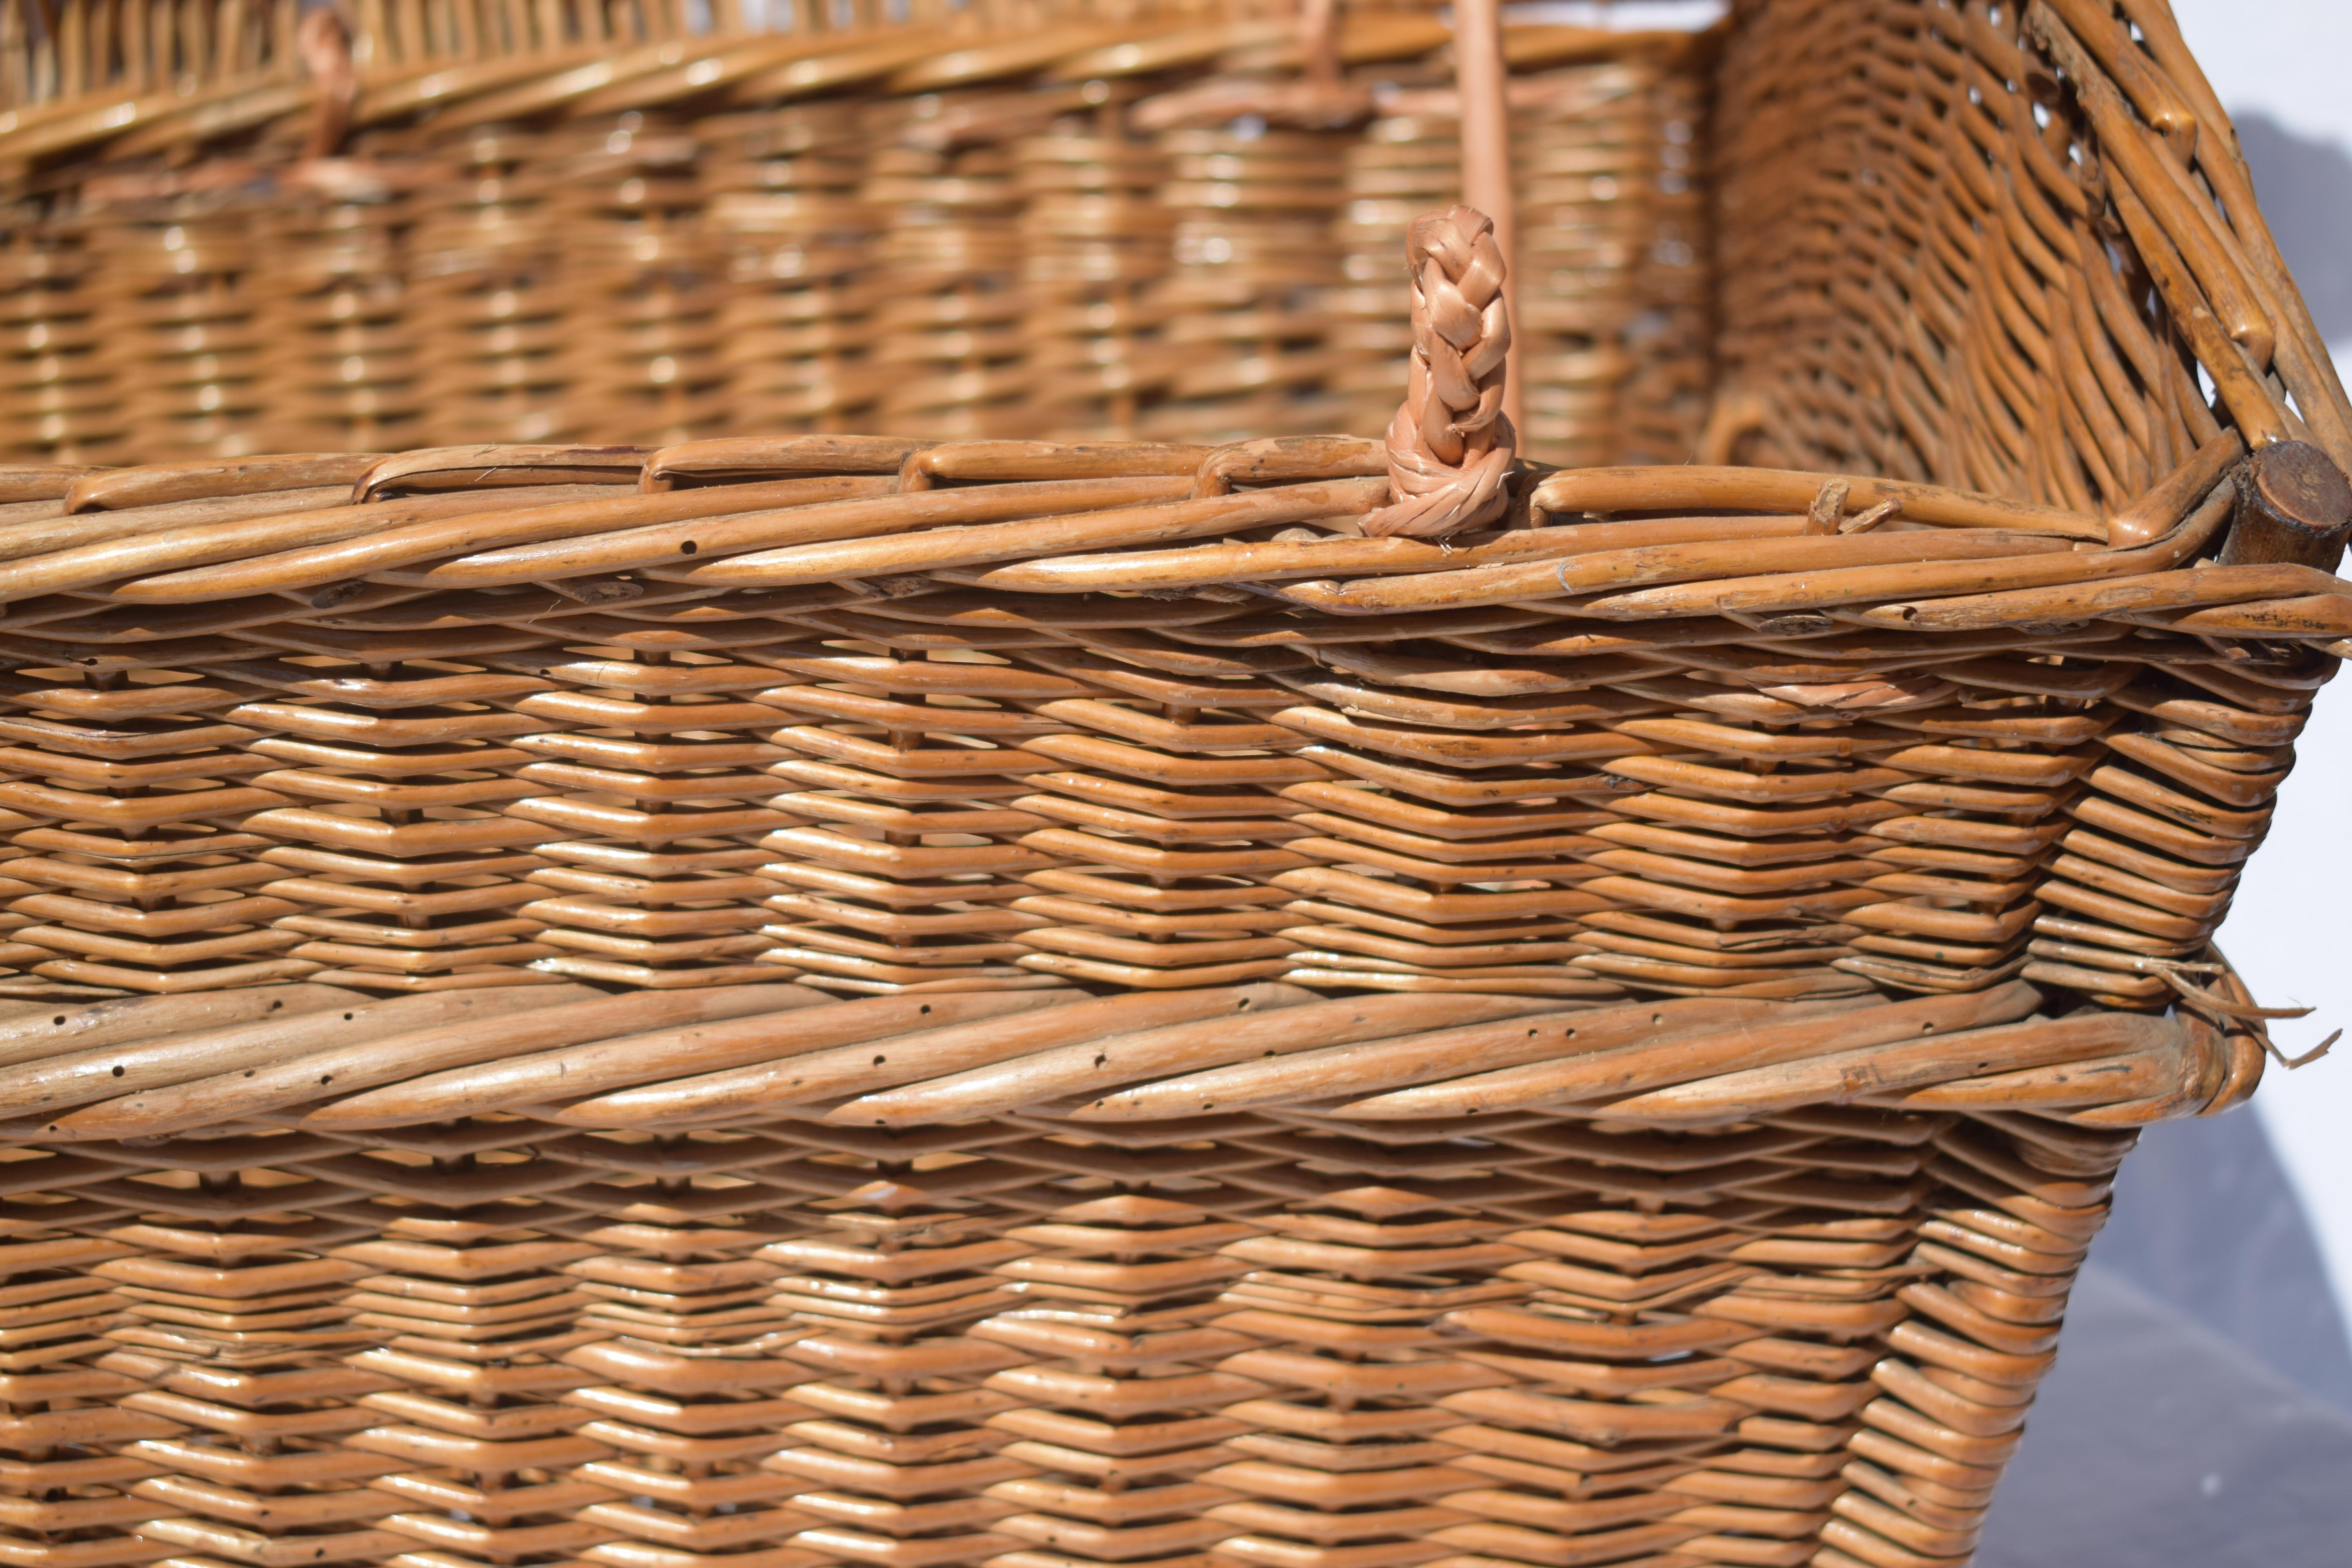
[1453,0,1520,435]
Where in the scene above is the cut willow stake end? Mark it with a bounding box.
[2218,438,2352,570]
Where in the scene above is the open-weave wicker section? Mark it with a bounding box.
[0,11,1715,468]
[0,978,2269,1568]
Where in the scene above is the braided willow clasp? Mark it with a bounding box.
[1363,203,1517,539]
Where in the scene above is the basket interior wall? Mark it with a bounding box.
[1708,0,2352,510]
[0,0,1291,111]
[0,7,1713,469]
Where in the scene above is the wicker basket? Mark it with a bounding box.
[2,4,2349,1568]
[0,4,1714,468]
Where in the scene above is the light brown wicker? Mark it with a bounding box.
[252,163,429,456]
[406,123,573,446]
[0,211,121,464]
[704,102,877,435]
[549,113,730,446]
[0,6,2349,1568]
[0,5,1719,466]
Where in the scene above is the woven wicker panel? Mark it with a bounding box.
[862,89,1052,441]
[84,194,270,463]
[0,428,2322,1009]
[703,103,877,436]
[1328,107,1452,440]
[406,125,577,447]
[1140,125,1356,446]
[549,115,730,447]
[0,0,1244,117]
[1610,59,1710,468]
[0,216,123,464]
[252,173,427,455]
[1515,56,1711,470]
[1710,0,2351,512]
[0,979,2259,1568]
[0,11,1716,468]
[1018,116,1176,442]
[0,0,304,111]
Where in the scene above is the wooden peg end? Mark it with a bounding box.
[2217,440,2352,570]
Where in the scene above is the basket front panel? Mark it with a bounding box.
[0,465,2313,1011]
[0,1090,2123,1568]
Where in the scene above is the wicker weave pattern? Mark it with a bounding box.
[407,127,571,448]
[0,7,2345,1568]
[0,13,1717,468]
[0,218,118,464]
[1514,57,1710,470]
[0,980,2256,1568]
[254,175,426,457]
[0,0,893,114]
[0,434,2324,1012]
[1713,0,2351,508]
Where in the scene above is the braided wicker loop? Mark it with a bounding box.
[1363,202,1517,537]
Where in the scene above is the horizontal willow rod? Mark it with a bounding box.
[46,986,807,1140]
[1529,466,2107,540]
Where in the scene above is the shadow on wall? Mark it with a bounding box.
[2238,111,2352,339]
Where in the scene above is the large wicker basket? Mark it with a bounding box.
[2,4,2348,1568]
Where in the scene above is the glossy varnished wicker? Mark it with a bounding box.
[0,421,2321,1005]
[0,4,2348,1568]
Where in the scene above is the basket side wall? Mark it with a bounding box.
[1710,0,2352,513]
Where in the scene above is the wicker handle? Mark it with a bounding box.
[1299,0,1342,87]
[1454,0,1519,432]
[1360,0,1522,540]
[1363,205,1517,539]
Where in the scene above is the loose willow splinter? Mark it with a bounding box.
[1,6,2348,1568]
